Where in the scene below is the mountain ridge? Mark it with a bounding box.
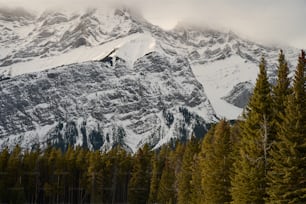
[0,7,300,151]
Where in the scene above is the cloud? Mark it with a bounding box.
[0,0,305,48]
[0,0,123,11]
[143,0,306,48]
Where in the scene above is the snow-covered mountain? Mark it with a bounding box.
[0,7,299,151]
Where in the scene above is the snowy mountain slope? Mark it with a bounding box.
[0,8,143,67]
[154,25,299,118]
[191,56,257,119]
[1,8,298,78]
[0,52,215,152]
[0,7,300,150]
[1,33,156,76]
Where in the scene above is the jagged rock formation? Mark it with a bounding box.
[0,7,299,151]
[222,81,254,108]
[0,52,215,151]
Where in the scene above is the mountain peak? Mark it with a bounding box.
[0,7,300,152]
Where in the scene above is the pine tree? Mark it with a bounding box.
[177,137,200,204]
[200,119,233,203]
[267,50,306,203]
[128,144,152,204]
[0,147,10,203]
[157,156,176,204]
[75,147,89,203]
[107,146,132,203]
[22,149,40,203]
[190,152,203,204]
[148,153,160,204]
[37,144,53,203]
[6,145,25,203]
[164,141,185,203]
[231,57,272,203]
[87,150,104,203]
[100,149,116,203]
[46,147,66,203]
[148,146,169,204]
[271,50,291,138]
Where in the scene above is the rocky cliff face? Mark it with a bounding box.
[0,51,215,151]
[222,81,254,108]
[0,7,299,151]
[0,8,144,67]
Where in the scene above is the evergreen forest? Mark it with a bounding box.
[0,50,305,203]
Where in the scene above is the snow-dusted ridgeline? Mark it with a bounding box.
[0,7,299,151]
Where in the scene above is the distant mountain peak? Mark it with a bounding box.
[0,6,300,151]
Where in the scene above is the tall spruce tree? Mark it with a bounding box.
[267,50,306,203]
[177,137,200,204]
[190,152,203,204]
[148,153,159,204]
[74,147,89,203]
[0,147,10,203]
[157,157,176,204]
[271,50,291,138]
[231,57,272,203]
[7,145,25,203]
[87,151,104,203]
[23,149,40,203]
[200,119,233,204]
[148,145,169,204]
[128,144,152,204]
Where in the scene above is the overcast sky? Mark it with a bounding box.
[0,0,305,49]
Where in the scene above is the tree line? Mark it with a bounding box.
[0,50,305,203]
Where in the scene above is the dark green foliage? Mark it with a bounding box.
[6,145,25,203]
[148,146,169,203]
[148,153,159,203]
[231,57,272,203]
[177,137,200,204]
[0,145,134,203]
[22,149,40,203]
[272,50,291,124]
[200,119,233,203]
[190,153,203,204]
[157,158,176,204]
[270,50,292,145]
[267,50,306,203]
[0,51,304,204]
[87,150,104,203]
[128,144,152,204]
[149,145,176,204]
[0,147,11,203]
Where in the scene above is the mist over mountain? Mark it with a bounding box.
[0,7,299,151]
